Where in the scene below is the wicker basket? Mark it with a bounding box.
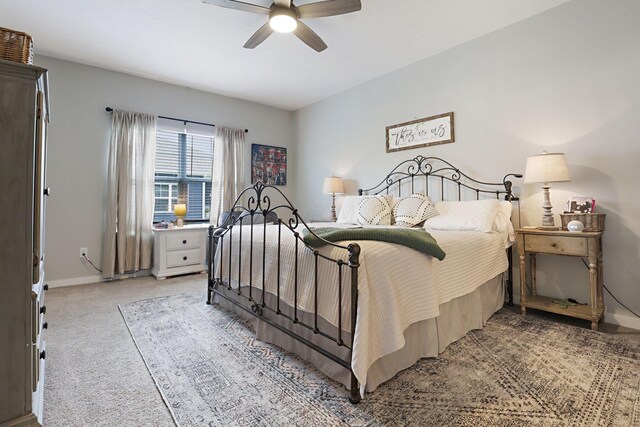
[560,213,605,232]
[0,27,34,64]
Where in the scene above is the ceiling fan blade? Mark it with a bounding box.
[293,21,327,52]
[202,0,270,15]
[273,0,291,7]
[296,0,361,19]
[244,22,274,49]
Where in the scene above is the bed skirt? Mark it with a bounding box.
[215,273,504,393]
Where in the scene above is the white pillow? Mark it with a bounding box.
[337,195,399,224]
[424,199,500,232]
[356,195,393,226]
[390,197,402,225]
[336,196,361,224]
[494,201,515,246]
[493,201,512,234]
[393,194,438,227]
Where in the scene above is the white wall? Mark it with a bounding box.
[37,55,295,285]
[293,0,640,327]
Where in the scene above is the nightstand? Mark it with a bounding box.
[515,228,604,330]
[151,224,209,279]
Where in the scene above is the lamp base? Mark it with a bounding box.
[330,193,337,222]
[176,217,185,227]
[540,185,556,228]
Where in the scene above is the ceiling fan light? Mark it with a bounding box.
[269,14,297,33]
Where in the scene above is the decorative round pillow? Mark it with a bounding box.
[393,194,438,227]
[356,195,393,226]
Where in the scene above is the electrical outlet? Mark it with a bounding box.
[80,247,88,259]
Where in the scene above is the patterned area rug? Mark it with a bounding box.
[119,293,640,427]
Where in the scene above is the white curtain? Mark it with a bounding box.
[103,110,157,279]
[210,126,245,225]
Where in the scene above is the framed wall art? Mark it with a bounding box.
[251,144,287,186]
[386,112,455,153]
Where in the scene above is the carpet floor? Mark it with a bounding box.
[43,275,203,426]
[43,275,640,426]
[120,293,640,426]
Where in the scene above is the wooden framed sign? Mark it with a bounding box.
[386,112,455,153]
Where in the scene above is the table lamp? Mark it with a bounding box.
[174,203,187,227]
[524,151,570,229]
[322,176,344,222]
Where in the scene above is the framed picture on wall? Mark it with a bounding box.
[251,144,287,186]
[386,112,455,153]
[567,196,595,213]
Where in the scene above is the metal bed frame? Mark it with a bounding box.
[207,155,521,403]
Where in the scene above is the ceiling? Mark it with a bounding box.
[1,0,568,110]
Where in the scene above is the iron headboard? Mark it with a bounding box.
[358,155,522,307]
[358,155,522,202]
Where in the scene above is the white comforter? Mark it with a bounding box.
[214,223,508,395]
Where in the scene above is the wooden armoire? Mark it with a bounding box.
[0,59,49,426]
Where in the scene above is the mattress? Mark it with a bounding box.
[214,223,509,395]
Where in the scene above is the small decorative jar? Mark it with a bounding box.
[567,220,585,232]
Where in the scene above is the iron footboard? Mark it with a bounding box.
[206,182,362,404]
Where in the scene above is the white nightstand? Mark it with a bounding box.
[151,224,209,279]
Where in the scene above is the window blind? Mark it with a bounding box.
[153,128,214,222]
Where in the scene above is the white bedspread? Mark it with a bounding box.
[214,223,508,395]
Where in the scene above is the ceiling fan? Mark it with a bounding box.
[202,0,362,52]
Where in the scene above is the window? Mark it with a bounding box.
[153,128,214,223]
[154,183,178,213]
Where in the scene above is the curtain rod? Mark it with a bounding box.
[105,107,248,133]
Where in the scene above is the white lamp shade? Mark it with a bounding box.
[524,152,570,184]
[322,177,344,194]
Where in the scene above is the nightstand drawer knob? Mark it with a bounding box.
[183,240,187,244]
[43,322,48,329]
[40,306,46,315]
[183,256,188,261]
[44,284,49,291]
[40,350,46,360]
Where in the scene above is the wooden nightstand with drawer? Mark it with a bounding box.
[152,224,209,279]
[515,228,604,330]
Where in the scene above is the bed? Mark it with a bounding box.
[207,155,522,403]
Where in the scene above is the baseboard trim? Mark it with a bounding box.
[604,311,640,331]
[47,270,152,289]
[47,275,103,288]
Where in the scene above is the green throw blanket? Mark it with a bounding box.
[302,227,446,261]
